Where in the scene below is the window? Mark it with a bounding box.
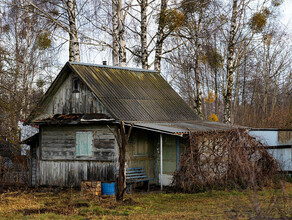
[76,132,93,156]
[72,77,80,93]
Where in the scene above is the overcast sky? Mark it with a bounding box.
[281,0,292,33]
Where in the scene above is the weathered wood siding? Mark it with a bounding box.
[30,147,37,186]
[39,124,117,186]
[40,161,114,186]
[35,72,111,121]
[41,125,116,161]
[126,130,156,182]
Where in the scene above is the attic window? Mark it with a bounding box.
[72,77,80,93]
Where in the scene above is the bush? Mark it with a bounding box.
[173,129,278,192]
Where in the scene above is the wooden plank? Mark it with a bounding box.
[39,161,115,187]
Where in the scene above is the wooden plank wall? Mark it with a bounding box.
[36,73,111,121]
[126,130,156,182]
[39,124,117,186]
[30,147,37,186]
[40,161,114,187]
[41,125,116,161]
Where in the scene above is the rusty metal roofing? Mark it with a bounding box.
[129,121,243,136]
[32,113,114,124]
[68,62,200,122]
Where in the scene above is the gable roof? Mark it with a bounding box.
[28,62,200,123]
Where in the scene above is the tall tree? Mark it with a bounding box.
[0,0,52,144]
[112,0,119,65]
[139,0,148,69]
[223,0,238,124]
[109,121,132,202]
[154,0,167,72]
[65,0,80,62]
[22,0,80,61]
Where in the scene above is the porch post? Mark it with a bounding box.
[160,134,163,190]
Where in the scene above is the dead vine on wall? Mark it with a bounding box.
[173,129,278,192]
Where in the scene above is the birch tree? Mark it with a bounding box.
[112,0,132,66]
[154,0,168,71]
[65,0,80,62]
[172,0,213,118]
[17,0,81,62]
[112,0,119,65]
[222,0,280,123]
[223,0,238,124]
[139,0,148,69]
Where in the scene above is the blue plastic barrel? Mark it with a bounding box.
[101,182,116,195]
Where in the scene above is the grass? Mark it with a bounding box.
[0,182,291,219]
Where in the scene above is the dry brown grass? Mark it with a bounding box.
[0,182,291,219]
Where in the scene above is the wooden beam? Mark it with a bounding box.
[160,134,163,190]
[176,137,180,171]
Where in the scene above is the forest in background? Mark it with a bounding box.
[0,0,291,144]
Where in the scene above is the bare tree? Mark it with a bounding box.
[65,0,80,62]
[109,121,132,202]
[223,0,238,124]
[154,0,168,72]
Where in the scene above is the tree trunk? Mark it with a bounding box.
[117,0,126,67]
[116,123,126,201]
[263,81,269,116]
[154,0,167,72]
[223,0,238,124]
[109,121,132,202]
[214,68,218,116]
[112,0,119,66]
[66,0,80,62]
[140,0,148,69]
[193,8,203,119]
[233,69,240,124]
[271,79,278,114]
[241,55,247,107]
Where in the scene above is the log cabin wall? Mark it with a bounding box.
[38,124,117,187]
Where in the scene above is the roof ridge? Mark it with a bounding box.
[68,61,160,73]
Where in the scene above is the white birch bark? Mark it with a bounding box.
[154,0,167,72]
[112,0,119,66]
[118,0,126,67]
[140,0,148,69]
[65,0,80,62]
[223,0,238,124]
[193,8,203,119]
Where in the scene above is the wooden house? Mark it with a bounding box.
[25,62,232,187]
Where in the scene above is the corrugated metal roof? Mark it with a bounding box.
[128,121,241,136]
[68,62,200,122]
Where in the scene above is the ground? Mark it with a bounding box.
[0,183,291,219]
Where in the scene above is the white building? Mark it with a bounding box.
[249,129,292,173]
[18,120,39,155]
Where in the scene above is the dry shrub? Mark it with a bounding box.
[0,155,29,186]
[173,129,278,192]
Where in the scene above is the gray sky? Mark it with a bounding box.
[281,0,292,32]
